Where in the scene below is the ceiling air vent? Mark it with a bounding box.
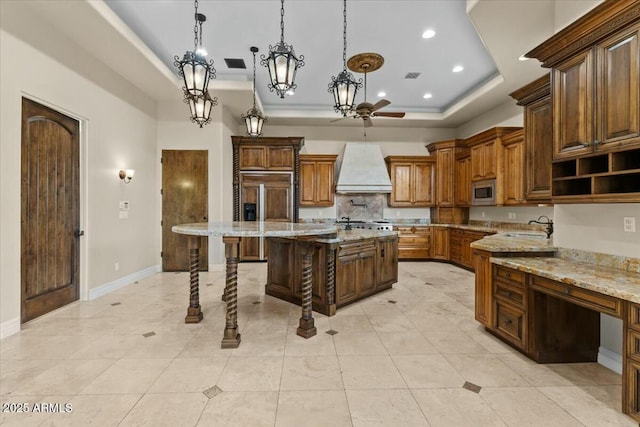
[404,72,421,79]
[224,58,246,69]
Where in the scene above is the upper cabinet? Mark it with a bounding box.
[465,128,521,183]
[455,149,471,207]
[552,23,640,159]
[299,154,337,206]
[510,74,553,202]
[501,129,526,205]
[527,0,640,202]
[233,137,304,171]
[385,156,435,207]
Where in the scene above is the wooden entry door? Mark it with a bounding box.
[21,98,80,323]
[162,150,208,271]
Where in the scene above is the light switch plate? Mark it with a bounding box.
[624,217,636,232]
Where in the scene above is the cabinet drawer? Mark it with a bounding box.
[396,226,430,235]
[494,266,525,288]
[629,302,640,331]
[398,247,429,259]
[398,236,429,245]
[494,301,526,349]
[628,329,640,363]
[494,280,525,309]
[339,240,376,257]
[529,276,622,318]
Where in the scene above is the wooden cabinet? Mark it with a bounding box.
[434,147,455,207]
[395,225,430,259]
[492,265,527,350]
[449,229,491,270]
[300,154,337,206]
[385,156,435,207]
[430,227,449,260]
[336,239,376,306]
[502,130,526,205]
[455,150,471,206]
[449,229,463,265]
[626,302,640,420]
[473,249,492,327]
[551,22,640,159]
[238,144,295,170]
[470,140,497,181]
[526,1,640,202]
[510,74,553,202]
[376,235,398,288]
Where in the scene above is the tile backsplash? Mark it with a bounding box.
[336,194,385,220]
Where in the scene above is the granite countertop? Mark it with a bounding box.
[172,221,338,237]
[314,229,397,244]
[492,256,640,303]
[470,232,556,253]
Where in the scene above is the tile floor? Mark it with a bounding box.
[0,262,633,426]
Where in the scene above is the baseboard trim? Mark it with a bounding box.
[89,265,161,300]
[0,317,21,340]
[598,346,622,374]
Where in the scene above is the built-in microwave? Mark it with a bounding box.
[471,179,496,206]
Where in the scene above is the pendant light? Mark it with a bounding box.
[174,0,216,98]
[328,0,361,116]
[186,91,217,128]
[241,47,266,137]
[261,0,305,98]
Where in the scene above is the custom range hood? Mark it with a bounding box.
[335,143,392,193]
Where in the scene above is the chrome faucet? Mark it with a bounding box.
[341,216,352,231]
[528,215,553,239]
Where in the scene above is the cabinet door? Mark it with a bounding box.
[503,141,525,205]
[431,227,449,260]
[525,96,553,201]
[264,177,292,222]
[474,249,492,326]
[336,254,358,305]
[267,146,294,170]
[436,148,455,206]
[470,144,485,181]
[315,161,335,206]
[482,141,497,179]
[299,161,316,206]
[357,250,377,296]
[239,146,267,169]
[376,237,398,287]
[596,22,640,151]
[389,162,414,206]
[414,162,434,206]
[455,157,471,206]
[553,50,594,159]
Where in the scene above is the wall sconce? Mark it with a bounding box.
[119,169,135,184]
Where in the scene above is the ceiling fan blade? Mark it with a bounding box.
[373,112,406,118]
[363,117,373,128]
[371,99,391,112]
[330,116,351,123]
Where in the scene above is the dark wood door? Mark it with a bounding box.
[525,95,553,201]
[336,254,358,305]
[161,150,208,271]
[474,249,492,327]
[21,98,80,323]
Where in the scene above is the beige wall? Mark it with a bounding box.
[554,0,604,32]
[0,3,159,331]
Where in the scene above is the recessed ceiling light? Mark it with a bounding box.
[422,29,436,39]
[423,93,432,99]
[452,65,464,73]
[518,55,529,61]
[377,91,386,97]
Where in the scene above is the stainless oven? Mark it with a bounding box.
[472,179,496,206]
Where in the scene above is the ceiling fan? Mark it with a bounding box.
[332,53,406,127]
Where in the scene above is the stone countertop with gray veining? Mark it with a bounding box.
[491,256,640,304]
[172,221,338,237]
[313,229,398,244]
[470,232,556,253]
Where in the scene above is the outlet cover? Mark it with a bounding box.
[624,217,636,232]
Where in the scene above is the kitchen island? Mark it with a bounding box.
[265,229,398,316]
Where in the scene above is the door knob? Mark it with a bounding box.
[74,230,84,238]
[203,216,208,221]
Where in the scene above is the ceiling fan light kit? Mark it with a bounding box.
[261,0,305,99]
[174,0,217,127]
[328,0,362,117]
